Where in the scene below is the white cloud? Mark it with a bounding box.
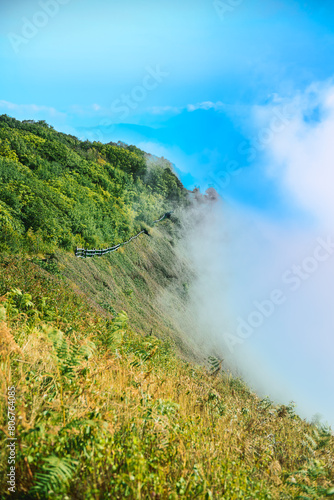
[259,80,334,230]
[0,100,66,120]
[186,100,225,112]
[183,82,334,425]
[147,101,226,116]
[232,80,334,423]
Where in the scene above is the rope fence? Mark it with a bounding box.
[75,211,173,258]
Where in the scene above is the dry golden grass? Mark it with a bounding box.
[0,252,333,498]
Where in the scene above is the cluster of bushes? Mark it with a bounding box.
[0,115,187,253]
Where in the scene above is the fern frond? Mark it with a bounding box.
[30,455,77,495]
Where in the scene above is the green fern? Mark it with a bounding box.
[315,425,332,450]
[303,425,333,456]
[104,310,128,350]
[208,356,223,376]
[46,327,77,378]
[130,342,159,368]
[30,455,77,496]
[45,326,94,379]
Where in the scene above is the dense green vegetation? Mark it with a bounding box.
[0,115,186,254]
[0,253,334,499]
[0,117,333,498]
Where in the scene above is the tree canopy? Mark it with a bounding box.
[0,115,187,253]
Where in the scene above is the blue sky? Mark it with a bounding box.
[1,0,334,211]
[1,0,334,424]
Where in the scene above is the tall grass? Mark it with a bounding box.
[0,255,333,499]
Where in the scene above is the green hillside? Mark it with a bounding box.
[0,115,186,254]
[0,117,333,499]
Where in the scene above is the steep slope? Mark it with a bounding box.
[0,117,333,498]
[1,248,334,499]
[56,220,202,361]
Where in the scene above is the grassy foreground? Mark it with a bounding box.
[0,249,334,499]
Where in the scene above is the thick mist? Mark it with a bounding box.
[178,82,334,426]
